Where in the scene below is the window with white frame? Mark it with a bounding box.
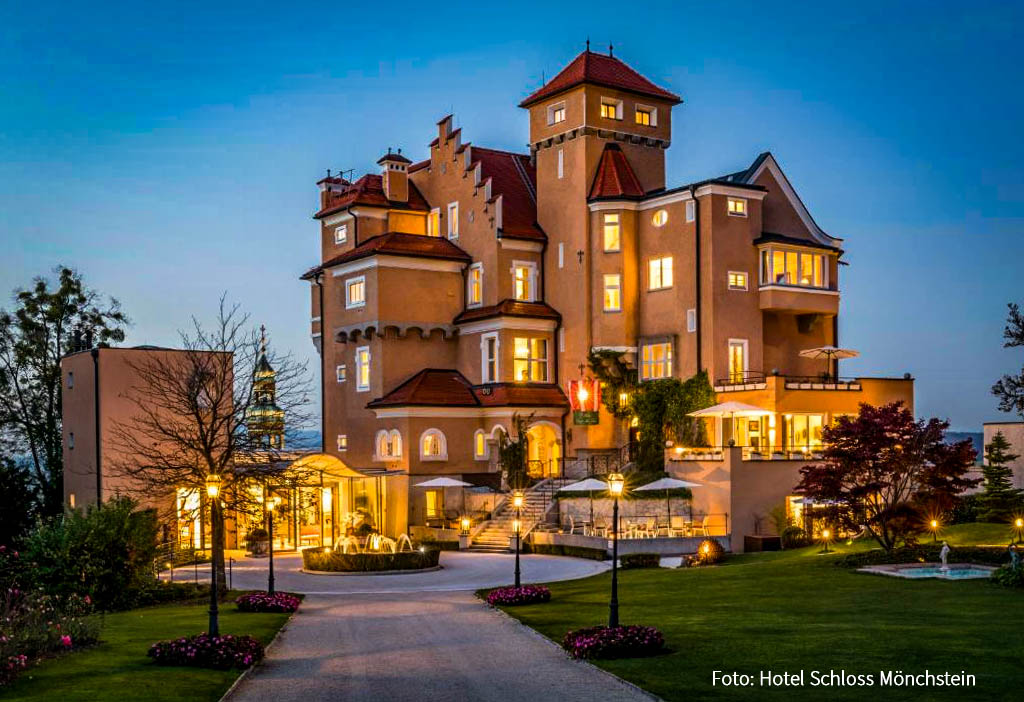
[728,339,748,383]
[603,274,621,312]
[686,308,697,333]
[355,346,370,392]
[558,242,564,268]
[557,149,564,179]
[345,276,366,308]
[420,429,447,460]
[337,434,348,451]
[760,247,828,288]
[603,213,620,252]
[474,429,488,460]
[375,430,402,460]
[547,102,566,125]
[513,337,548,382]
[600,97,623,120]
[334,224,348,244]
[635,105,657,126]
[648,256,673,290]
[513,261,536,302]
[787,414,825,451]
[727,197,747,217]
[427,208,440,237]
[447,202,459,238]
[336,364,347,383]
[640,341,673,380]
[467,263,483,307]
[652,209,668,227]
[685,200,695,222]
[481,332,499,383]
[728,271,748,290]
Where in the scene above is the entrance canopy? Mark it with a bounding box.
[287,452,371,480]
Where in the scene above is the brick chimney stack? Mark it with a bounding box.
[377,148,411,204]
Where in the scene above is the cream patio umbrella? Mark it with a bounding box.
[688,401,772,447]
[559,478,610,525]
[414,477,474,518]
[798,345,859,380]
[634,476,702,525]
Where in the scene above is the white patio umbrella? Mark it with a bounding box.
[634,477,702,525]
[414,477,474,518]
[688,401,772,446]
[799,345,859,380]
[559,478,610,524]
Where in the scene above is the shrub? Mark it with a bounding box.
[992,564,1024,588]
[147,633,263,670]
[301,547,440,572]
[836,545,1010,569]
[416,537,460,551]
[562,625,665,660]
[949,494,980,524]
[235,592,301,613]
[132,581,210,607]
[525,543,607,560]
[780,525,811,550]
[695,539,725,565]
[486,586,551,606]
[619,553,661,569]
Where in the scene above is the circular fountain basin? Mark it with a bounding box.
[859,563,996,580]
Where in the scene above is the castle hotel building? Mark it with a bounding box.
[303,48,914,534]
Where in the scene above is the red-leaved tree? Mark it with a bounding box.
[795,402,978,552]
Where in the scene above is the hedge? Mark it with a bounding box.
[525,542,607,561]
[836,545,1011,569]
[619,553,661,569]
[416,539,461,551]
[301,547,441,572]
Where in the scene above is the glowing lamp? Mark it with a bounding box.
[323,547,331,554]
[512,519,522,534]
[577,386,590,404]
[675,446,684,455]
[419,546,426,553]
[512,491,524,510]
[1017,518,1023,529]
[460,517,471,534]
[619,392,628,405]
[607,473,625,496]
[930,520,938,529]
[205,473,221,498]
[822,529,831,539]
[702,543,710,555]
[270,495,282,508]
[165,562,172,570]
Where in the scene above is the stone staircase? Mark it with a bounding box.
[469,478,574,552]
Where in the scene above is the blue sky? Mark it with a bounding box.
[2,1,1021,431]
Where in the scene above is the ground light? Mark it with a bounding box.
[205,473,222,636]
[607,472,625,628]
[821,528,832,554]
[930,519,940,542]
[1014,517,1024,545]
[460,517,471,535]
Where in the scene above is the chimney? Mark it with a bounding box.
[377,148,411,204]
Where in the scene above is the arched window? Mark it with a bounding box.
[420,429,448,460]
[652,209,669,227]
[474,429,488,461]
[375,430,390,460]
[389,430,403,458]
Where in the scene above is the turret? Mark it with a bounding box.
[377,148,411,203]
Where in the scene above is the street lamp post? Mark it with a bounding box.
[1015,518,1023,545]
[822,528,831,554]
[930,519,939,542]
[512,490,524,588]
[607,473,625,628]
[205,473,222,636]
[267,494,281,594]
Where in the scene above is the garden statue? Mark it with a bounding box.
[939,541,950,570]
[1010,544,1020,569]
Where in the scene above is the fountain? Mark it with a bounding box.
[395,533,414,552]
[335,535,362,554]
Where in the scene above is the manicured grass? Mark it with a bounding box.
[1,592,292,702]
[498,524,1024,702]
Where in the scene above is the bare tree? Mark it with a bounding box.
[110,296,311,592]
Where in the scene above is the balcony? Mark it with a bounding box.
[759,283,839,315]
[714,372,861,393]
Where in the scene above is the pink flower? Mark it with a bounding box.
[60,635,72,648]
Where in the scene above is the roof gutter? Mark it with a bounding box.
[689,185,702,373]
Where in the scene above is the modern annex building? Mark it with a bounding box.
[303,48,915,539]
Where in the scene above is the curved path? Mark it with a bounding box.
[224,553,652,702]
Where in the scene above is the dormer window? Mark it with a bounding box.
[600,97,623,120]
[548,102,566,125]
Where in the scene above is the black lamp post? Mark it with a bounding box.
[512,490,524,588]
[205,473,222,636]
[607,472,625,628]
[930,519,939,542]
[1015,518,1024,545]
[267,494,281,594]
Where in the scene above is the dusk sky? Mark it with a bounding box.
[2,1,1021,431]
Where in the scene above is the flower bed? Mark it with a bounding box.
[235,592,302,613]
[486,585,551,606]
[301,547,440,573]
[562,625,665,660]
[147,633,264,670]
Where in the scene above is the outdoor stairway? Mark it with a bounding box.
[469,478,574,552]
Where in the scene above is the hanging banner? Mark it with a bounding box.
[569,379,601,424]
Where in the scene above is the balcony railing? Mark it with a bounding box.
[714,371,862,391]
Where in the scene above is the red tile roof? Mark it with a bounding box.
[301,232,470,279]
[314,174,430,219]
[588,143,645,200]
[367,369,568,409]
[453,299,560,325]
[466,147,544,241]
[519,50,681,108]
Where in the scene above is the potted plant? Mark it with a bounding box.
[245,527,269,557]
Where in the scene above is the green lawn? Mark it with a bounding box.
[1,593,292,702]
[498,524,1024,702]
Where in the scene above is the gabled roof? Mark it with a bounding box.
[588,143,645,200]
[366,369,569,409]
[453,299,561,325]
[519,50,681,108]
[314,174,430,219]
[300,232,470,279]
[466,146,544,241]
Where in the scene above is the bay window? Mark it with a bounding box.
[513,337,548,382]
[760,247,828,289]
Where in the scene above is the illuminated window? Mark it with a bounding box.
[375,430,402,460]
[648,256,673,290]
[760,247,827,288]
[467,263,483,307]
[425,489,444,519]
[652,209,668,227]
[603,213,621,252]
[787,414,825,451]
[685,200,695,222]
[603,274,622,312]
[728,339,747,383]
[345,276,366,308]
[640,342,672,380]
[481,333,498,383]
[337,434,348,452]
[427,208,440,237]
[548,102,566,125]
[600,97,622,120]
[513,262,536,301]
[334,224,348,244]
[727,198,747,217]
[447,202,459,238]
[420,429,448,460]
[728,271,748,291]
[336,364,347,383]
[513,337,548,382]
[355,346,370,392]
[474,430,489,460]
[635,106,654,126]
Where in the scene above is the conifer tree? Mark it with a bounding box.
[979,431,1023,522]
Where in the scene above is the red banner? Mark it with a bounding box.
[569,379,601,412]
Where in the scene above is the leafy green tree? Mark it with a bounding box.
[978,431,1022,522]
[626,372,715,473]
[0,458,38,547]
[993,302,1024,416]
[0,267,128,516]
[498,413,532,490]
